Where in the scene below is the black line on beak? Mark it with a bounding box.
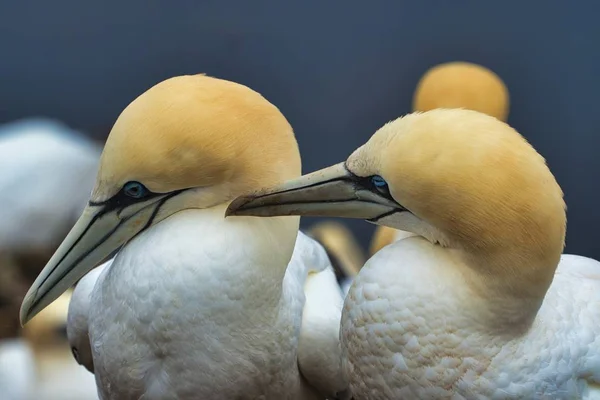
[48,189,162,277]
[240,163,397,205]
[141,192,179,231]
[38,208,107,290]
[367,208,404,223]
[30,213,127,312]
[89,187,164,211]
[30,190,183,312]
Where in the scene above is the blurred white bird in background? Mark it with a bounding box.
[0,118,101,266]
[0,118,101,399]
[306,221,365,296]
[0,337,35,400]
[23,291,98,400]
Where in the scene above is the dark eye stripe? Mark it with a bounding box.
[89,185,161,213]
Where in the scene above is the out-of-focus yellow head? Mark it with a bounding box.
[413,61,509,121]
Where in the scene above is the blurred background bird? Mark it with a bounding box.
[306,221,366,295]
[22,292,98,400]
[0,119,100,399]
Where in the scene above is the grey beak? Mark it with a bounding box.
[226,162,404,222]
[20,192,175,325]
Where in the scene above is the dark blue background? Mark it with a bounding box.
[1,1,598,258]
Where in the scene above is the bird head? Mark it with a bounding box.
[228,109,565,303]
[20,74,300,324]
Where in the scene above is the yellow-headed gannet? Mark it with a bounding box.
[227,108,600,399]
[20,75,347,399]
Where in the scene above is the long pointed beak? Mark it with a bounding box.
[226,162,405,221]
[20,194,172,325]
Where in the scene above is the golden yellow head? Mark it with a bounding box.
[94,74,300,202]
[20,74,300,325]
[349,109,565,260]
[413,62,509,121]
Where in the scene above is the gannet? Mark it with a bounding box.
[227,109,600,399]
[370,61,510,256]
[19,74,347,399]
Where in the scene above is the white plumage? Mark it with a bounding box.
[67,260,112,374]
[343,239,600,399]
[72,211,345,399]
[294,232,347,396]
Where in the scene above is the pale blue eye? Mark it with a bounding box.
[123,181,147,199]
[371,175,387,187]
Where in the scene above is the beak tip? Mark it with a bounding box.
[19,306,31,327]
[19,290,38,326]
